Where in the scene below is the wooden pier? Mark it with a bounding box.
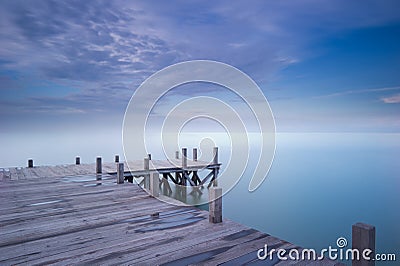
[0,156,342,265]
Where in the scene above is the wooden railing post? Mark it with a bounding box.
[75,156,80,165]
[352,222,375,266]
[213,147,218,164]
[150,172,160,197]
[96,157,102,174]
[28,159,33,168]
[209,187,222,223]
[175,151,179,159]
[193,148,198,161]
[182,148,187,168]
[117,162,124,184]
[115,155,119,163]
[144,157,150,189]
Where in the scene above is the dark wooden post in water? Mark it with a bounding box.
[115,155,119,163]
[144,157,150,190]
[96,157,102,174]
[182,148,187,168]
[209,187,222,223]
[212,147,219,186]
[75,156,80,165]
[150,172,160,197]
[352,223,375,266]
[193,148,198,161]
[28,159,33,168]
[148,154,152,160]
[175,151,179,159]
[117,162,124,184]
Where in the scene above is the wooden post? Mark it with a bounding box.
[75,156,80,165]
[150,172,159,197]
[213,147,218,164]
[209,187,222,223]
[175,151,179,159]
[144,157,150,190]
[117,162,124,184]
[182,148,187,168]
[352,223,375,266]
[148,154,152,160]
[96,157,102,174]
[115,155,119,163]
[193,148,198,161]
[28,159,33,168]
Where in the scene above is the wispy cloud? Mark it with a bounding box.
[381,93,400,104]
[313,86,400,99]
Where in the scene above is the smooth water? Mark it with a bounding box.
[1,132,398,264]
[223,133,399,265]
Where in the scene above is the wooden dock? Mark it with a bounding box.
[0,161,341,265]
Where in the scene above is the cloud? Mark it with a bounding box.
[313,86,400,99]
[381,93,400,104]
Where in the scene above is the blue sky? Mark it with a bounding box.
[1,0,400,133]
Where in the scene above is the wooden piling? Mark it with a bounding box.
[213,147,218,164]
[115,155,119,163]
[75,156,80,165]
[352,223,375,266]
[96,157,102,174]
[144,157,149,170]
[182,148,187,168]
[148,154,152,160]
[175,151,179,159]
[193,148,198,161]
[117,162,124,184]
[144,157,150,189]
[209,187,222,223]
[28,159,33,168]
[150,172,159,197]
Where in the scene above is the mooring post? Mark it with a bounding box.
[115,155,119,163]
[144,157,150,189]
[193,148,198,161]
[212,147,219,186]
[150,172,160,197]
[75,156,80,165]
[28,159,33,168]
[213,147,218,164]
[117,162,124,184]
[182,148,187,168]
[96,157,102,174]
[352,222,375,266]
[148,154,152,160]
[209,187,222,223]
[175,151,179,159]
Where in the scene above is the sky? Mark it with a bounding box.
[1,0,400,136]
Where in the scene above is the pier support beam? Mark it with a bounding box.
[209,187,222,223]
[150,172,160,197]
[175,151,179,159]
[96,157,102,174]
[115,155,119,163]
[28,159,33,168]
[75,156,80,165]
[352,223,375,266]
[117,163,124,184]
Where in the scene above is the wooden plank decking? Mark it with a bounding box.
[0,163,341,265]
